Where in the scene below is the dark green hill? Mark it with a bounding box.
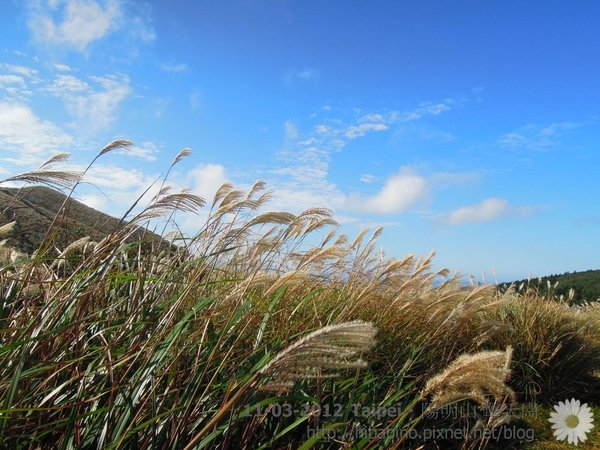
[0,186,168,255]
[499,269,600,304]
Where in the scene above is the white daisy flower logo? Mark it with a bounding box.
[548,398,594,446]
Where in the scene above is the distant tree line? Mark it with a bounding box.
[499,269,600,304]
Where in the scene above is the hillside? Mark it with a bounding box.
[0,186,169,255]
[499,269,600,304]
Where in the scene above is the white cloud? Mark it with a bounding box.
[26,0,155,52]
[284,120,298,139]
[390,101,453,123]
[285,68,319,84]
[297,68,318,81]
[1,63,39,79]
[0,102,74,163]
[497,121,585,150]
[0,64,39,99]
[314,124,331,134]
[44,74,89,93]
[497,132,528,149]
[82,164,149,189]
[28,0,122,52]
[78,193,107,210]
[45,73,131,131]
[269,97,459,214]
[0,75,26,88]
[189,91,201,111]
[123,141,159,161]
[151,97,170,119]
[160,62,189,73]
[443,198,508,225]
[129,13,155,43]
[429,171,482,188]
[360,174,376,183]
[53,63,72,71]
[345,122,388,139]
[187,164,229,202]
[346,170,427,214]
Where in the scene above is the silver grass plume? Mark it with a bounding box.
[258,320,377,392]
[40,152,71,169]
[0,221,16,239]
[212,182,234,209]
[423,346,514,411]
[97,139,134,157]
[1,170,82,188]
[172,147,191,166]
[183,320,378,450]
[135,190,206,222]
[51,236,97,269]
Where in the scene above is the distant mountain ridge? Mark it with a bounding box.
[0,186,168,255]
[499,269,600,304]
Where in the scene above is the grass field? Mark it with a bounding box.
[1,143,599,449]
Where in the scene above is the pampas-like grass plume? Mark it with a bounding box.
[0,221,16,239]
[423,346,514,410]
[40,152,71,169]
[258,320,378,392]
[97,139,134,157]
[1,170,82,188]
[183,320,378,450]
[51,236,97,269]
[172,147,191,165]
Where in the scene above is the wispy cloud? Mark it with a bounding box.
[150,97,170,119]
[0,63,39,99]
[497,121,584,150]
[0,75,26,89]
[429,171,482,188]
[360,174,376,184]
[1,63,39,79]
[160,62,189,73]
[44,72,131,132]
[285,68,319,84]
[284,119,298,139]
[189,91,201,111]
[345,122,388,139]
[53,63,72,72]
[440,199,542,226]
[268,98,457,214]
[122,141,160,161]
[441,198,509,225]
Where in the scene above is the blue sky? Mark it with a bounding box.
[0,0,599,281]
